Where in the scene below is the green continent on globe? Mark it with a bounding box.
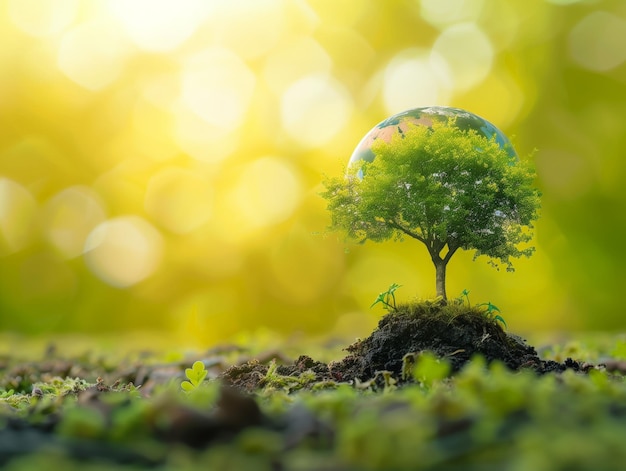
[348,106,517,168]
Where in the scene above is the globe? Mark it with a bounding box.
[348,106,517,170]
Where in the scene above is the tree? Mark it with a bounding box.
[322,122,541,301]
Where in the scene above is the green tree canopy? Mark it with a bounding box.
[322,122,541,300]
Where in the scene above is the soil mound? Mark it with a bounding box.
[332,303,540,380]
[222,303,582,390]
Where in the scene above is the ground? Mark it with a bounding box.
[222,302,583,391]
[2,303,626,470]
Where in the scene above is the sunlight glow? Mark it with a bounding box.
[0,178,37,256]
[281,74,352,148]
[181,48,256,131]
[84,216,163,288]
[263,37,332,96]
[431,22,493,92]
[57,19,130,91]
[109,0,207,52]
[209,0,285,59]
[383,50,451,114]
[230,157,301,230]
[8,0,79,37]
[144,168,213,234]
[173,106,240,163]
[419,0,485,28]
[456,72,524,128]
[140,74,180,110]
[0,0,616,335]
[42,186,107,259]
[131,99,180,162]
[568,11,626,72]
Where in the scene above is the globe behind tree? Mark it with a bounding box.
[322,107,541,300]
[349,106,518,168]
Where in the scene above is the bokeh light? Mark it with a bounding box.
[281,74,352,148]
[419,0,485,28]
[431,22,493,92]
[109,0,207,52]
[57,18,130,91]
[145,168,213,234]
[568,11,626,72]
[263,37,332,96]
[84,216,163,288]
[8,0,79,38]
[0,178,37,256]
[181,48,256,132]
[226,156,302,232]
[42,186,106,259]
[1,0,626,341]
[383,49,451,113]
[208,0,285,60]
[172,106,240,163]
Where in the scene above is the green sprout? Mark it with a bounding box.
[478,301,507,329]
[455,290,507,329]
[181,360,208,392]
[456,289,471,306]
[371,283,402,311]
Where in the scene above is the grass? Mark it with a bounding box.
[1,330,626,470]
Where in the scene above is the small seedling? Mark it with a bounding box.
[478,301,507,329]
[371,283,402,311]
[455,290,507,329]
[456,289,471,306]
[181,361,208,392]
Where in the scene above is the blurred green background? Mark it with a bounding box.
[1,0,625,346]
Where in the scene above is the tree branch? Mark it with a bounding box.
[443,243,459,264]
[388,219,426,244]
[432,238,446,256]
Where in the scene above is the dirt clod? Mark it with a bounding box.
[334,303,540,379]
[222,303,582,389]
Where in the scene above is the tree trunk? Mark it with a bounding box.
[434,258,447,300]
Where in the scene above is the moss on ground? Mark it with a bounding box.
[1,305,626,470]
